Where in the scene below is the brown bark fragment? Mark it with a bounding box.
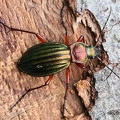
[74,76,96,111]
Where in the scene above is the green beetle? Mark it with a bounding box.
[17,41,100,77]
[18,42,71,76]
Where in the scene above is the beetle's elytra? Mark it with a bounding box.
[18,42,71,76]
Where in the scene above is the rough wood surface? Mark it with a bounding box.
[0,0,108,120]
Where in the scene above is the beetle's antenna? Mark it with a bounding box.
[97,56,120,79]
[101,8,112,33]
[105,67,114,80]
[105,20,120,32]
[94,8,120,79]
[95,8,112,47]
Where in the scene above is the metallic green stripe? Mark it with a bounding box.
[21,43,69,63]
[24,42,68,57]
[27,52,70,65]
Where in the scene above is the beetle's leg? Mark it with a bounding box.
[77,35,85,43]
[76,63,85,68]
[77,63,90,71]
[35,33,46,43]
[0,20,46,43]
[65,32,69,45]
[10,75,53,110]
[63,67,70,117]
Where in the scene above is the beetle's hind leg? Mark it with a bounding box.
[61,67,71,118]
[0,20,46,43]
[10,75,53,110]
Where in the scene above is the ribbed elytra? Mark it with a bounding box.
[18,42,71,76]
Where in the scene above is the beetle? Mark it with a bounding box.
[17,39,101,76]
[0,19,101,108]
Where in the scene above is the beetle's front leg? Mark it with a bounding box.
[65,32,69,45]
[77,35,85,43]
[10,75,53,110]
[0,20,46,43]
[62,67,70,118]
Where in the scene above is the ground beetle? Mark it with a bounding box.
[0,19,102,111]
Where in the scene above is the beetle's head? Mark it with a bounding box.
[86,45,101,59]
[70,42,101,63]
